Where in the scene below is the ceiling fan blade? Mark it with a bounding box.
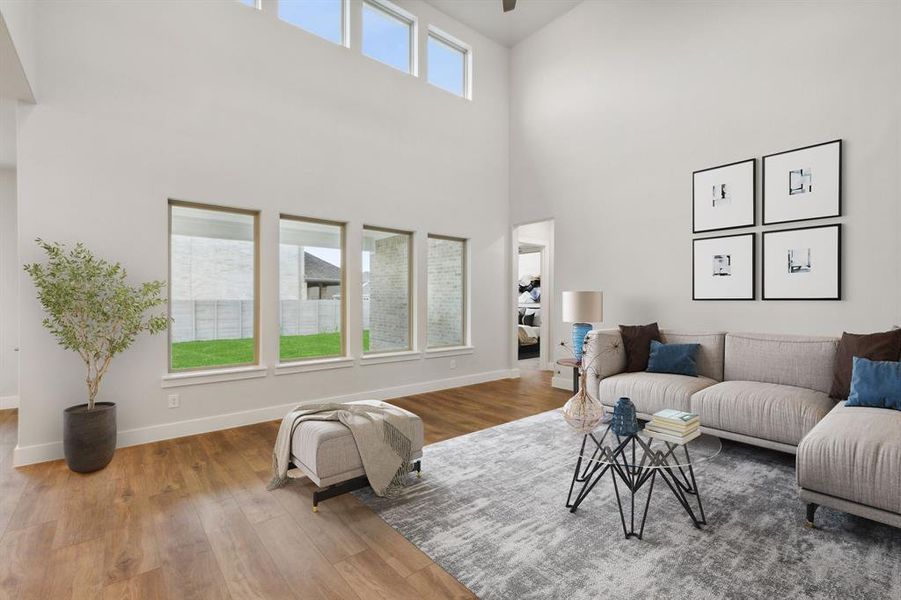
[503,0,517,12]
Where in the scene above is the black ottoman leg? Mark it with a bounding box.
[805,502,818,528]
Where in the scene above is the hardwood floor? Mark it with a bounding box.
[0,369,567,599]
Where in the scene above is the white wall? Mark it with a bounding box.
[15,0,510,462]
[0,0,37,101]
[511,0,901,342]
[518,252,540,279]
[0,168,17,407]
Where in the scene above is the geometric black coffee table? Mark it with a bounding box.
[566,422,721,540]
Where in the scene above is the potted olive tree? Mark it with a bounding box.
[25,239,168,472]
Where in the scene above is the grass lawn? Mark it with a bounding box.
[171,331,370,370]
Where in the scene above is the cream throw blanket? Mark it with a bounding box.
[267,401,416,497]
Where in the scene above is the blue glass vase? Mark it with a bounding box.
[611,397,638,436]
[571,323,592,360]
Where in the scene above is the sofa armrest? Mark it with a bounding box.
[583,329,626,399]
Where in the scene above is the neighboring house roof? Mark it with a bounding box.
[304,252,341,284]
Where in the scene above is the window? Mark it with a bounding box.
[279,216,345,362]
[427,29,468,98]
[362,227,412,353]
[278,0,346,46]
[169,202,259,371]
[362,0,415,74]
[427,236,466,348]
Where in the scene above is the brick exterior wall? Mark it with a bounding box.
[171,235,255,300]
[368,234,410,351]
[279,243,302,300]
[427,238,464,347]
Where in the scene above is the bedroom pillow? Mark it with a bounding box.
[830,329,901,399]
[646,340,701,377]
[619,323,662,373]
[846,357,901,410]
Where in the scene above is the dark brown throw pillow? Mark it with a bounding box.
[619,323,662,373]
[830,329,901,399]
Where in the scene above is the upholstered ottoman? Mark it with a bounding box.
[288,400,424,511]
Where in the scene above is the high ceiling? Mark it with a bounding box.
[424,0,582,48]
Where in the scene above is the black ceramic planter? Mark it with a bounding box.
[63,402,117,472]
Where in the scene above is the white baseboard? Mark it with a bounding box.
[0,395,19,409]
[12,368,519,467]
[551,375,573,392]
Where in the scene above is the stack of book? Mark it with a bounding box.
[644,409,700,444]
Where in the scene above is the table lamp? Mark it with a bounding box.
[562,291,603,361]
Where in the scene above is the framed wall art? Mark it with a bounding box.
[762,224,841,300]
[763,140,841,225]
[692,233,755,300]
[692,159,756,233]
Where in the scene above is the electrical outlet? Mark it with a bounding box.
[167,394,180,409]
[450,359,457,370]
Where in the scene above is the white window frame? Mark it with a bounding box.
[277,214,348,365]
[166,200,261,374]
[276,0,351,48]
[361,0,419,76]
[362,225,415,355]
[426,25,472,100]
[238,0,261,9]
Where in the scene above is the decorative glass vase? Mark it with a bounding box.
[563,370,606,433]
[611,397,638,436]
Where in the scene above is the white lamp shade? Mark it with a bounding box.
[562,291,603,323]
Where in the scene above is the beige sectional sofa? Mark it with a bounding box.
[584,329,901,528]
[797,403,901,528]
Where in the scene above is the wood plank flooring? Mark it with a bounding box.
[0,369,567,599]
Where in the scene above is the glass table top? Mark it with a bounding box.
[576,422,722,470]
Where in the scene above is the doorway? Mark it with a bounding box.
[513,219,554,373]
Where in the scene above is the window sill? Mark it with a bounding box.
[161,365,268,388]
[274,357,355,376]
[359,350,423,366]
[424,345,474,358]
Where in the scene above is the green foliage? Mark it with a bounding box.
[24,239,169,409]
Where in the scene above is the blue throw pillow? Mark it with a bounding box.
[846,356,901,410]
[646,340,701,377]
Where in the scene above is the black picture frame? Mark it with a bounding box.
[692,232,756,301]
[692,158,757,234]
[762,139,842,226]
[762,223,841,301]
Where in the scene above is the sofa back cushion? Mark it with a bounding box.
[660,331,725,381]
[725,333,838,394]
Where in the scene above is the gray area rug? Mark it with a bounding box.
[356,409,901,600]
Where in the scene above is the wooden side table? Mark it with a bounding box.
[556,358,581,394]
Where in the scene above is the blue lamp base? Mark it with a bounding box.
[571,322,593,361]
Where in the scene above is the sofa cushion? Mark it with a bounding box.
[830,329,901,400]
[797,402,901,515]
[691,381,834,446]
[660,331,726,382]
[647,340,700,377]
[846,357,901,410]
[619,323,661,372]
[599,372,717,415]
[290,401,424,486]
[724,333,838,394]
